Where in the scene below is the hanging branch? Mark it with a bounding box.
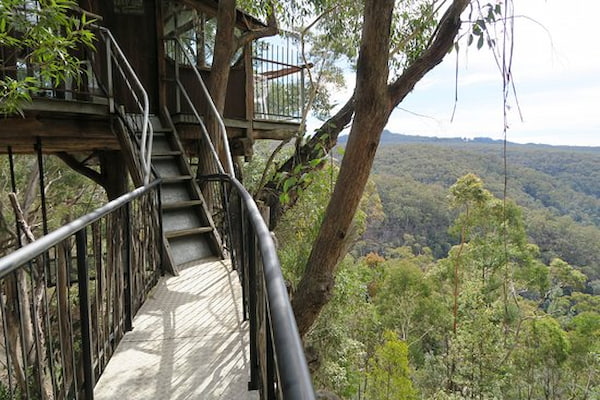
[57,152,104,187]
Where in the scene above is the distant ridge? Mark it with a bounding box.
[337,130,599,151]
[337,130,508,145]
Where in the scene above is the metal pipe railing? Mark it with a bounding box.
[0,180,162,399]
[95,26,154,185]
[202,174,316,400]
[175,79,225,175]
[0,180,160,277]
[171,37,235,176]
[167,35,314,399]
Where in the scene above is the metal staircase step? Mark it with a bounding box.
[161,175,193,183]
[160,182,193,204]
[152,150,182,157]
[151,135,173,154]
[167,234,213,266]
[162,200,204,210]
[163,208,203,232]
[153,157,185,178]
[165,227,214,239]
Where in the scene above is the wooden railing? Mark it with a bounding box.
[0,180,163,399]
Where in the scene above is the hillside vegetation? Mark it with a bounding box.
[248,134,600,398]
[352,132,600,282]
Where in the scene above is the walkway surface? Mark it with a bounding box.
[94,258,258,400]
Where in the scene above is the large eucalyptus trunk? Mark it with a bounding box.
[290,0,470,337]
[291,0,395,337]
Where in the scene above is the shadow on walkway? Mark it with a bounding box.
[94,258,256,399]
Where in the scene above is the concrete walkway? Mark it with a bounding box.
[94,258,257,400]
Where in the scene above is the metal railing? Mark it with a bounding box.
[224,174,315,400]
[167,35,314,399]
[170,37,235,176]
[95,26,154,185]
[0,180,163,399]
[253,39,306,121]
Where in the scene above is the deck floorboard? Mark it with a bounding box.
[94,258,257,400]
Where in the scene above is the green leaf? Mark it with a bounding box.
[467,34,473,46]
[309,158,322,168]
[283,176,297,193]
[477,35,484,50]
[279,192,290,205]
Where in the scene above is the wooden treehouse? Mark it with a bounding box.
[0,1,314,399]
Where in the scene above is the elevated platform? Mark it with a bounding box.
[94,258,257,399]
[0,98,115,154]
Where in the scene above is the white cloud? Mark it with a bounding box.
[309,0,600,147]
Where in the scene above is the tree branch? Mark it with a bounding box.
[258,0,471,230]
[56,152,104,187]
[387,0,469,106]
[236,4,278,49]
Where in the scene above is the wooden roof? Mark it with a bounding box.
[179,0,267,31]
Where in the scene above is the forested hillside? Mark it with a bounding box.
[349,132,600,282]
[269,133,600,398]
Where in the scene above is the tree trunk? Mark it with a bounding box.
[9,192,53,399]
[99,151,128,200]
[291,0,395,337]
[208,0,236,114]
[261,0,469,231]
[291,0,470,337]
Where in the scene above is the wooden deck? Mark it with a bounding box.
[93,258,257,400]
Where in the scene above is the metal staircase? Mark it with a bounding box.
[96,26,222,272]
[148,116,223,270]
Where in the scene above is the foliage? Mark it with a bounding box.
[366,330,417,400]
[360,140,600,281]
[274,159,336,286]
[0,0,95,115]
[284,171,599,398]
[0,154,105,255]
[306,257,378,398]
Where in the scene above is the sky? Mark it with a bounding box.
[319,0,600,147]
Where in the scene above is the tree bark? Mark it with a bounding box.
[208,0,237,114]
[290,0,471,337]
[291,0,395,337]
[9,192,53,399]
[99,151,129,200]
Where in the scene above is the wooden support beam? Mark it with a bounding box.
[0,116,118,154]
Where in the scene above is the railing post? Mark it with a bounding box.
[239,200,249,321]
[124,203,133,331]
[174,41,181,114]
[76,229,95,400]
[265,295,277,400]
[247,217,259,391]
[105,33,114,113]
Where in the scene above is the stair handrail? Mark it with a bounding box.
[169,38,314,399]
[227,174,316,399]
[173,76,225,175]
[0,180,161,277]
[95,25,153,185]
[172,37,235,176]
